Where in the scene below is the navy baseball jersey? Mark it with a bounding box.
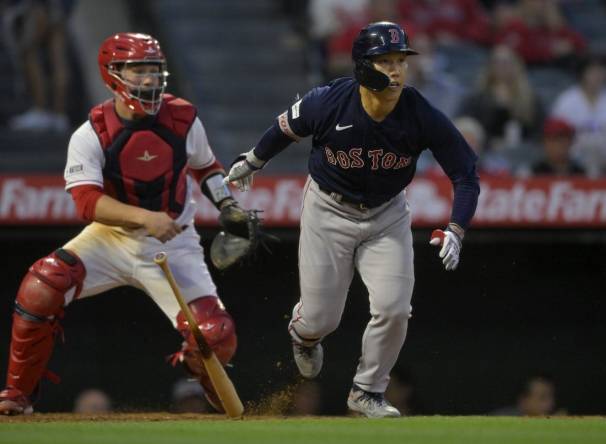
[225,22,481,411]
[255,77,479,228]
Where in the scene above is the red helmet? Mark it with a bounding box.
[98,33,169,115]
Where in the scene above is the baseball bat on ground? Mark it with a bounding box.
[154,252,244,419]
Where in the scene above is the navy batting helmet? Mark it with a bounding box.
[352,22,418,92]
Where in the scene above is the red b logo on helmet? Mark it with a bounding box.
[389,29,400,43]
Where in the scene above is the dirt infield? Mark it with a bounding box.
[0,412,295,422]
[0,381,309,423]
[2,412,604,425]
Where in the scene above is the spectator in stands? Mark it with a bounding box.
[406,33,466,118]
[531,117,585,176]
[307,0,369,81]
[491,373,563,416]
[170,378,211,413]
[459,45,543,150]
[398,0,492,46]
[494,0,586,67]
[73,388,112,414]
[420,115,512,177]
[455,116,511,176]
[3,0,75,132]
[551,55,606,177]
[327,0,407,79]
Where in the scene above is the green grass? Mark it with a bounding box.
[1,416,605,444]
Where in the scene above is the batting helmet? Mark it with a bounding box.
[98,33,168,115]
[352,22,418,92]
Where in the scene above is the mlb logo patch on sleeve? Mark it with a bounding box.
[68,164,84,174]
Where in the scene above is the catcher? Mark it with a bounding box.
[0,33,262,415]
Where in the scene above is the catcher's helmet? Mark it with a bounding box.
[98,33,168,115]
[352,22,418,92]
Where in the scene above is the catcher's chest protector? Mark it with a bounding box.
[89,94,196,218]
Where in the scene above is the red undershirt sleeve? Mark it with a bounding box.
[69,184,104,222]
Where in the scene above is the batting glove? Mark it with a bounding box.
[429,225,463,271]
[223,149,266,192]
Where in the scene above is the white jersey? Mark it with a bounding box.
[63,116,215,235]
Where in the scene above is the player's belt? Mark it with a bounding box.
[318,186,371,211]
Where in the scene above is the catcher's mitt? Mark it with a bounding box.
[210,202,275,270]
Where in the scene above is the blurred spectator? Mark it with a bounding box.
[288,380,323,416]
[73,388,112,414]
[494,0,586,66]
[398,0,492,46]
[385,368,427,415]
[327,0,408,79]
[2,0,75,132]
[491,0,518,30]
[491,373,564,416]
[307,0,369,81]
[170,378,211,413]
[406,33,465,118]
[419,115,512,177]
[309,0,369,43]
[459,45,543,150]
[455,116,511,176]
[531,117,585,176]
[551,55,606,177]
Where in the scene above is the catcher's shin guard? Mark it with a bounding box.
[3,249,85,398]
[171,296,237,411]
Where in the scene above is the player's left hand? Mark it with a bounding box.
[430,228,462,271]
[223,150,266,192]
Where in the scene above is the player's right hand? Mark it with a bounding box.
[144,212,182,243]
[430,228,462,271]
[224,159,256,192]
[223,150,266,192]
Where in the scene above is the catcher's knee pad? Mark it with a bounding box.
[17,248,86,317]
[176,296,237,373]
[6,249,85,395]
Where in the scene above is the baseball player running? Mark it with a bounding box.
[0,33,244,415]
[225,22,480,418]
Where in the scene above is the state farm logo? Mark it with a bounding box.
[476,181,606,224]
[0,178,76,221]
[2,175,606,227]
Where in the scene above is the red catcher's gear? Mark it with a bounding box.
[98,32,168,115]
[173,296,237,412]
[177,296,237,367]
[3,249,85,400]
[70,184,104,221]
[89,94,196,218]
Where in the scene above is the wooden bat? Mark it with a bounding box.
[154,252,244,419]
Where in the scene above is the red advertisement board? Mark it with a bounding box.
[1,174,605,227]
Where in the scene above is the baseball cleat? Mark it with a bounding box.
[347,384,401,418]
[292,342,323,379]
[0,388,33,415]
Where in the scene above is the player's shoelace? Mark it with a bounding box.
[353,387,388,407]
